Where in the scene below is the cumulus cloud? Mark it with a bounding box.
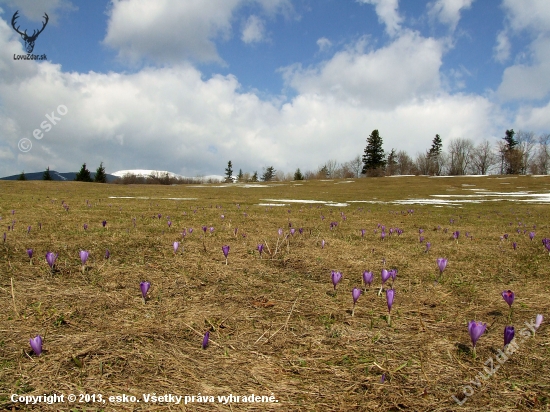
[241,15,265,44]
[427,0,474,31]
[502,0,550,33]
[102,0,295,65]
[357,0,402,37]
[497,1,550,101]
[281,31,444,109]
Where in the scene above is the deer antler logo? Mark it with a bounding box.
[11,10,49,54]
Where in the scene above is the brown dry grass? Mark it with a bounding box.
[1,176,549,411]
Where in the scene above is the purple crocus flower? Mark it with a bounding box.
[437,258,447,275]
[386,288,395,313]
[419,229,424,234]
[389,268,397,281]
[209,227,214,233]
[453,231,460,239]
[202,331,210,349]
[202,226,207,233]
[27,226,31,234]
[468,320,487,352]
[158,214,162,219]
[83,223,88,230]
[502,290,514,307]
[257,244,264,257]
[102,220,107,228]
[29,335,42,356]
[321,239,325,249]
[425,242,431,252]
[381,269,391,285]
[331,271,342,290]
[140,281,150,302]
[188,228,193,234]
[504,326,515,347]
[299,228,303,234]
[173,241,179,253]
[529,232,535,241]
[535,314,543,329]
[362,271,373,288]
[290,228,296,236]
[381,231,386,240]
[361,229,366,237]
[352,287,361,305]
[419,236,424,243]
[27,248,33,259]
[80,250,89,265]
[167,221,172,228]
[278,228,283,236]
[105,249,110,259]
[46,252,57,270]
[503,233,509,240]
[222,245,230,264]
[512,242,517,250]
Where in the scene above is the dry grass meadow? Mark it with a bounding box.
[1,176,549,411]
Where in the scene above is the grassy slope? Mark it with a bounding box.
[1,176,549,411]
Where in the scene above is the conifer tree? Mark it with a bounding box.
[17,171,27,181]
[75,163,93,182]
[362,129,386,175]
[225,161,233,183]
[94,162,107,183]
[43,167,52,180]
[294,168,304,180]
[251,171,258,182]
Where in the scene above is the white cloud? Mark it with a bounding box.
[241,15,265,44]
[497,1,550,101]
[494,30,511,63]
[502,0,550,33]
[103,0,293,64]
[0,0,76,21]
[427,0,474,31]
[316,37,332,52]
[357,0,402,37]
[281,31,444,109]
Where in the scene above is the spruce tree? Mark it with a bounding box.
[294,168,304,180]
[386,149,397,176]
[94,162,107,183]
[362,129,386,175]
[262,166,276,182]
[237,169,244,182]
[428,134,443,176]
[17,171,27,181]
[251,171,258,182]
[225,161,233,183]
[75,163,93,182]
[43,167,52,180]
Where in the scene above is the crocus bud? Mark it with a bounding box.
[29,335,43,356]
[504,326,515,347]
[501,290,514,307]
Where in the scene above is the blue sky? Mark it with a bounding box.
[0,0,549,178]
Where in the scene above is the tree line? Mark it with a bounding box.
[224,128,550,182]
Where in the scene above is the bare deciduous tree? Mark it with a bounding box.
[472,140,498,175]
[515,130,536,174]
[396,150,415,175]
[448,138,474,175]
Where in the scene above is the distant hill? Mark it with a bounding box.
[0,170,118,182]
